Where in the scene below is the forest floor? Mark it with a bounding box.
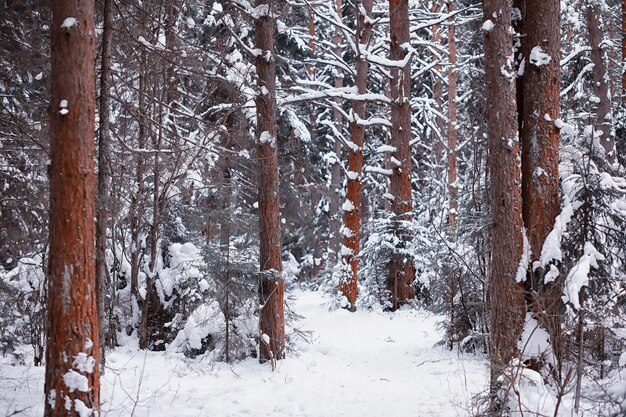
[0,289,489,416]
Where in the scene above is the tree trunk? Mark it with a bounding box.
[387,0,415,310]
[587,3,615,164]
[447,0,458,229]
[622,0,626,97]
[431,2,446,176]
[129,52,147,320]
[339,0,373,310]
[328,0,343,266]
[516,0,563,375]
[45,0,100,414]
[96,0,113,370]
[255,0,285,364]
[483,0,526,405]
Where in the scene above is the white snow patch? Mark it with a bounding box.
[63,369,89,392]
[74,399,93,417]
[516,229,530,282]
[562,242,605,310]
[376,145,396,153]
[341,199,355,212]
[482,19,495,32]
[73,353,95,373]
[340,245,353,256]
[529,46,551,67]
[259,131,275,146]
[61,17,78,29]
[544,264,559,284]
[519,314,554,366]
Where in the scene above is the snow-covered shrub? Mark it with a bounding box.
[0,255,45,364]
[359,217,430,310]
[550,144,626,367]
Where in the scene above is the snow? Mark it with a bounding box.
[74,399,93,417]
[61,17,78,29]
[63,369,89,392]
[518,314,554,366]
[481,19,495,32]
[259,131,275,146]
[72,352,95,373]
[364,166,393,176]
[516,228,530,283]
[376,144,396,153]
[0,290,488,416]
[59,99,69,115]
[341,199,355,212]
[529,46,551,67]
[562,242,605,310]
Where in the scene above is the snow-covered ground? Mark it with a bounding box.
[0,289,488,417]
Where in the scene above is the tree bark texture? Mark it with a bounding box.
[387,0,415,310]
[515,0,563,372]
[328,0,343,265]
[587,3,615,164]
[622,0,626,96]
[483,0,526,392]
[45,0,100,414]
[447,0,458,228]
[96,0,113,368]
[340,0,373,310]
[430,2,446,172]
[129,52,147,311]
[255,0,285,363]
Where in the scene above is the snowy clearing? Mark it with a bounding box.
[1,289,488,417]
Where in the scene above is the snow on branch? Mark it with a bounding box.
[364,166,393,176]
[280,87,391,106]
[560,46,592,67]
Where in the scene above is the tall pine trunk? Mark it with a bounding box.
[96,0,113,368]
[483,0,526,407]
[328,0,343,266]
[339,0,372,310]
[45,0,100,414]
[447,0,458,229]
[587,2,615,164]
[515,0,563,374]
[387,0,415,310]
[255,0,285,364]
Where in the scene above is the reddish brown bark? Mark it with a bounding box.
[587,4,615,164]
[447,0,458,228]
[431,3,446,168]
[255,0,285,363]
[328,0,343,263]
[516,0,563,372]
[387,0,415,309]
[483,0,526,389]
[45,0,100,414]
[340,0,373,310]
[96,0,113,367]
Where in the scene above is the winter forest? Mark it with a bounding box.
[3,0,626,414]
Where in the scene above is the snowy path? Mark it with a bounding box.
[1,289,488,416]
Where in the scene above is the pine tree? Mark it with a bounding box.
[483,0,526,406]
[255,0,285,364]
[387,0,415,309]
[515,0,563,372]
[339,0,373,311]
[45,0,100,414]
